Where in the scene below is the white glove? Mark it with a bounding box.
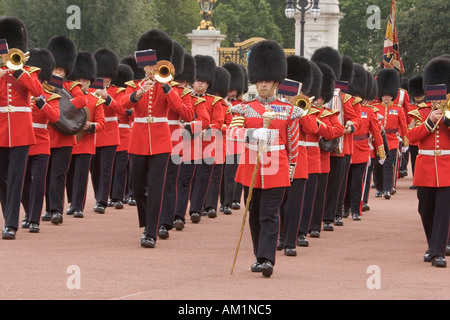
[378,158,386,166]
[252,128,270,142]
[402,146,409,153]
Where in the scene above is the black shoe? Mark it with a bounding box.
[94,202,106,214]
[424,250,432,263]
[284,248,297,257]
[323,222,334,231]
[232,201,241,210]
[342,208,350,218]
[223,206,232,215]
[260,261,274,278]
[190,212,201,224]
[297,233,309,247]
[158,226,169,240]
[431,256,447,268]
[276,239,284,251]
[375,190,382,198]
[140,234,156,248]
[309,230,320,238]
[22,218,30,229]
[174,219,185,231]
[42,211,52,221]
[446,245,450,257]
[201,210,208,216]
[334,216,344,226]
[51,212,63,225]
[128,197,137,206]
[383,191,391,200]
[352,213,361,221]
[29,223,40,233]
[251,260,262,273]
[114,201,124,210]
[73,210,84,218]
[391,188,396,195]
[362,203,370,212]
[207,208,217,219]
[107,199,115,207]
[66,206,75,215]
[2,227,16,240]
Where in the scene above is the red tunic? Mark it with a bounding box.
[318,108,346,173]
[393,88,412,123]
[0,66,42,147]
[226,98,245,156]
[373,102,408,151]
[201,94,225,160]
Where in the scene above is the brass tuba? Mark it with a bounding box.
[152,60,175,84]
[290,94,312,113]
[4,48,29,70]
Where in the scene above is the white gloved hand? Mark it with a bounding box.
[378,158,386,166]
[402,146,409,153]
[252,128,270,142]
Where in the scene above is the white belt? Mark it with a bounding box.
[168,120,182,126]
[298,140,307,147]
[105,117,118,122]
[33,123,48,129]
[419,149,450,156]
[134,117,168,124]
[305,142,320,147]
[118,124,131,129]
[0,106,32,113]
[247,144,285,152]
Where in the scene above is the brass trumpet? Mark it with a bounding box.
[4,48,30,70]
[290,94,312,113]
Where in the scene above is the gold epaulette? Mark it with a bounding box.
[70,81,81,91]
[343,93,353,104]
[322,109,340,117]
[169,80,179,87]
[417,102,430,109]
[320,109,332,118]
[353,97,363,105]
[308,107,321,116]
[208,94,223,105]
[125,80,137,89]
[90,93,106,107]
[43,82,55,94]
[116,87,126,94]
[408,109,422,121]
[181,87,192,98]
[195,97,206,106]
[47,93,61,102]
[27,67,41,74]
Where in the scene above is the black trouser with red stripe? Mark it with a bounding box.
[110,151,129,202]
[344,162,367,216]
[0,146,29,231]
[309,173,329,233]
[66,154,92,211]
[245,186,286,265]
[417,186,450,259]
[298,173,318,236]
[91,145,117,207]
[189,158,214,215]
[46,146,72,215]
[374,148,397,193]
[323,157,346,223]
[159,156,181,230]
[204,164,224,212]
[279,178,306,249]
[174,161,196,222]
[131,153,169,240]
[22,154,49,224]
[220,154,240,208]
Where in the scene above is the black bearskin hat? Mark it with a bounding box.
[175,53,196,84]
[27,48,55,83]
[408,75,425,98]
[120,55,145,80]
[348,63,367,98]
[401,77,409,90]
[369,77,378,102]
[112,64,134,88]
[306,61,322,99]
[222,62,245,97]
[340,55,354,83]
[423,57,450,94]
[67,51,97,82]
[311,46,342,80]
[241,65,249,95]
[376,68,400,100]
[316,62,335,103]
[0,16,28,52]
[364,71,375,101]
[137,29,173,62]
[94,48,119,79]
[46,35,77,76]
[171,41,185,78]
[248,40,287,84]
[194,55,216,85]
[207,66,231,98]
[286,55,312,95]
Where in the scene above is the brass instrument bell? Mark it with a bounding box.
[5,48,29,70]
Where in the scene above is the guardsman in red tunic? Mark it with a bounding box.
[407,75,432,189]
[187,55,224,222]
[21,48,60,233]
[65,52,106,219]
[344,66,385,221]
[172,54,210,232]
[0,17,43,240]
[394,83,412,179]
[90,48,122,214]
[203,66,231,219]
[158,43,195,239]
[312,49,362,229]
[109,64,135,210]
[227,40,304,278]
[373,69,407,199]
[220,62,246,215]
[406,56,450,268]
[44,35,86,225]
[120,30,186,248]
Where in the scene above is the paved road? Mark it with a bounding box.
[0,170,449,301]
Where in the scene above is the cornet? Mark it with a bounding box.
[2,48,29,70]
[290,94,313,113]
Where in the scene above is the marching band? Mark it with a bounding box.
[1,16,449,277]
